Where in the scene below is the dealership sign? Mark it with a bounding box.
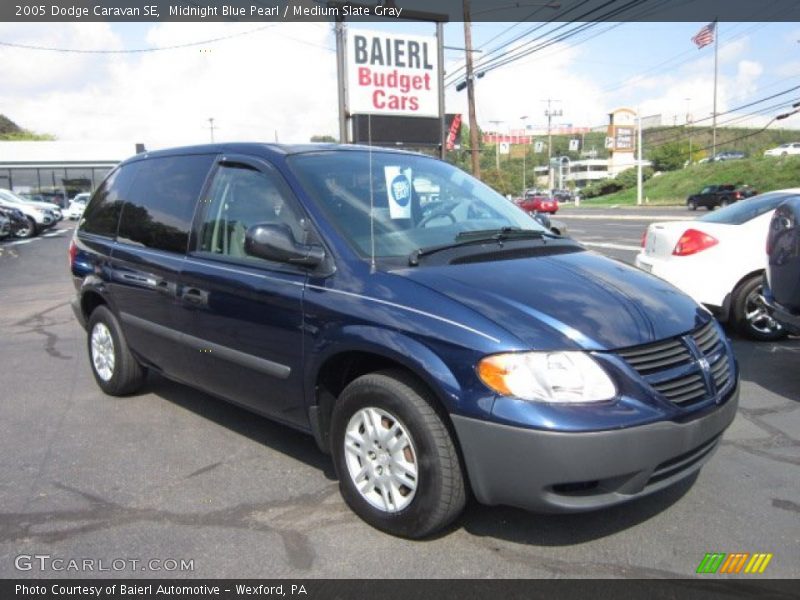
[347,29,439,118]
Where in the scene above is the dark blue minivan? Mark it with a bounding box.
[70,144,739,538]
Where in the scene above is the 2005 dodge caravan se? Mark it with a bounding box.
[70,144,739,538]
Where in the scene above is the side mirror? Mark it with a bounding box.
[244,223,325,268]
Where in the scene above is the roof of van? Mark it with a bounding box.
[125,143,425,162]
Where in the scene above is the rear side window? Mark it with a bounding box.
[117,154,213,253]
[699,193,799,225]
[80,163,139,237]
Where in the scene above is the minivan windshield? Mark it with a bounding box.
[288,150,546,259]
[699,192,800,225]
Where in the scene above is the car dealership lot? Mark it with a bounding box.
[0,214,798,578]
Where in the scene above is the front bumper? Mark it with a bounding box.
[451,384,738,513]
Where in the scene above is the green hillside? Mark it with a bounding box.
[0,114,55,140]
[580,155,800,206]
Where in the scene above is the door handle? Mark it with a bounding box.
[155,279,177,297]
[182,287,207,306]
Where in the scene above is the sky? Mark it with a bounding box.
[0,19,798,149]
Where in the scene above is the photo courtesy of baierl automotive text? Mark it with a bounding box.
[1,0,799,593]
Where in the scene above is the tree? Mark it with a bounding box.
[648,140,690,171]
[310,135,336,143]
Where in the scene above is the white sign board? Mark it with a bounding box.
[569,139,580,151]
[347,29,439,118]
[534,141,544,153]
[499,142,510,155]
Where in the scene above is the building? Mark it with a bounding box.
[0,141,142,206]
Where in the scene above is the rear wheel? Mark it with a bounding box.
[330,370,466,538]
[87,305,146,395]
[732,276,787,341]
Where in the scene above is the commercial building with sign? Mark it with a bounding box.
[0,141,140,206]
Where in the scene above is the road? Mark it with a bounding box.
[0,214,798,579]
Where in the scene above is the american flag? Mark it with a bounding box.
[692,22,716,49]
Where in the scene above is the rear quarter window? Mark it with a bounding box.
[79,163,140,237]
[117,154,214,254]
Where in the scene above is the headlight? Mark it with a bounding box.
[477,351,616,403]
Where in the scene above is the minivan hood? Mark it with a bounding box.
[398,250,707,351]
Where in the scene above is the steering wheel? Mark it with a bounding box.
[417,200,460,228]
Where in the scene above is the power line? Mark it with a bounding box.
[0,24,276,54]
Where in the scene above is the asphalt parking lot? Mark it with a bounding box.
[1,211,798,579]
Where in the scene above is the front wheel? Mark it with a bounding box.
[15,217,37,239]
[688,199,697,211]
[330,370,466,538]
[732,276,787,341]
[720,197,731,207]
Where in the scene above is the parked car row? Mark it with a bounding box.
[0,188,64,239]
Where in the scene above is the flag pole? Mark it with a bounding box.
[712,20,718,157]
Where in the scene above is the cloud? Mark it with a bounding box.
[0,23,339,147]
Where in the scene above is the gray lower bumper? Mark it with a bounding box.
[451,386,738,513]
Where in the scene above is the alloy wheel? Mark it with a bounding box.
[343,406,419,513]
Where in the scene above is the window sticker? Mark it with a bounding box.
[384,166,413,219]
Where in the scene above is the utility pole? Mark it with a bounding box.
[544,99,562,191]
[520,115,528,193]
[637,106,643,206]
[712,20,719,158]
[489,120,503,169]
[335,17,348,144]
[463,0,480,177]
[207,118,216,143]
[685,97,692,163]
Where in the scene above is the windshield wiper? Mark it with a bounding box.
[408,227,545,266]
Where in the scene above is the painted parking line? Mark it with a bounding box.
[559,214,684,221]
[7,239,34,245]
[582,241,641,251]
[42,230,67,237]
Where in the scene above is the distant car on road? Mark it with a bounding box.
[764,142,800,157]
[712,151,746,162]
[686,184,754,211]
[637,189,800,341]
[514,192,559,214]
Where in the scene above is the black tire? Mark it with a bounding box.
[330,369,466,538]
[688,199,697,211]
[15,217,37,239]
[86,305,146,395]
[720,197,731,207]
[731,276,788,342]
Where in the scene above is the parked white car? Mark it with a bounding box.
[66,193,90,220]
[763,142,800,157]
[635,189,800,340]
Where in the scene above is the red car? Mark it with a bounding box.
[514,193,559,214]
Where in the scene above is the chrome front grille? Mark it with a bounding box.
[615,321,733,408]
[616,337,692,374]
